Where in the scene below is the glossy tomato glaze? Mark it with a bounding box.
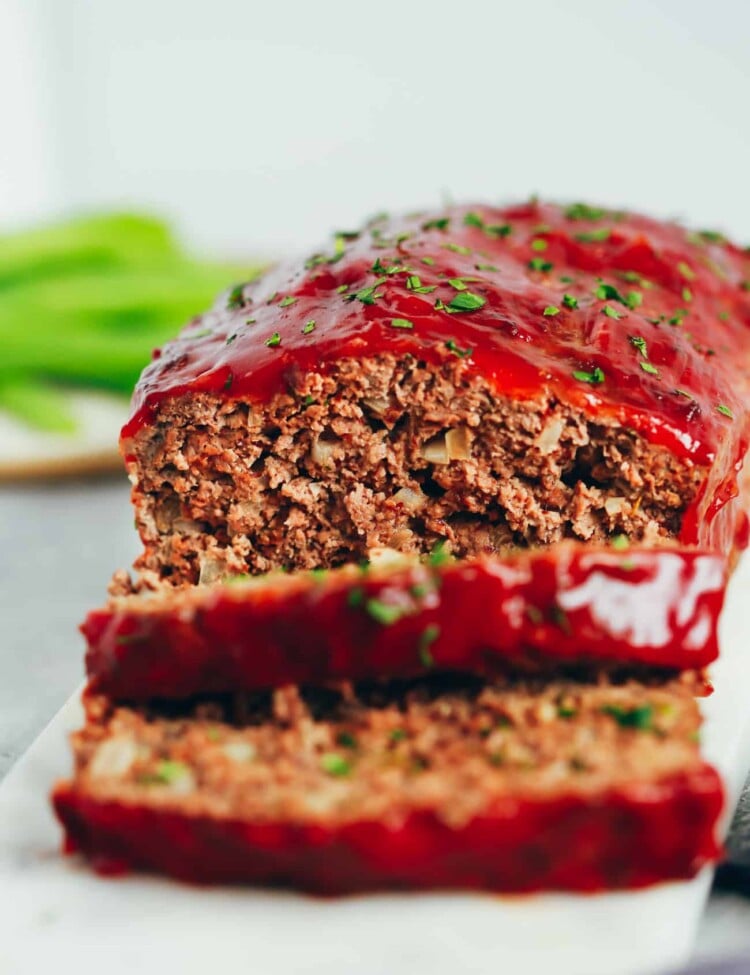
[83,547,727,700]
[123,200,750,550]
[53,765,722,892]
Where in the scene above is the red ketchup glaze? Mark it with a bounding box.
[53,765,722,892]
[82,547,727,699]
[122,200,750,550]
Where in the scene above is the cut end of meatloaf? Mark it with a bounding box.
[124,353,703,586]
[53,673,721,891]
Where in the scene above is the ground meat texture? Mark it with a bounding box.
[121,200,750,585]
[84,545,726,700]
[53,673,721,892]
[126,354,705,585]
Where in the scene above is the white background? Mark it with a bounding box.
[1,0,749,255]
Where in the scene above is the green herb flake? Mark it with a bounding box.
[717,404,734,418]
[573,366,605,385]
[443,242,471,255]
[682,287,693,303]
[320,753,351,777]
[246,317,257,325]
[421,256,436,266]
[226,284,246,309]
[336,731,357,749]
[543,305,560,317]
[562,293,578,310]
[347,587,365,608]
[528,257,553,272]
[264,332,281,348]
[422,217,450,231]
[335,284,349,294]
[350,285,383,306]
[594,283,627,304]
[626,290,643,309]
[428,539,451,567]
[463,212,484,228]
[265,291,278,305]
[530,238,548,252]
[302,395,316,407]
[485,224,512,239]
[389,728,407,742]
[448,277,468,291]
[302,320,316,334]
[557,703,578,719]
[611,534,630,551]
[418,623,440,668]
[445,338,473,358]
[189,328,212,340]
[389,318,414,330]
[365,598,407,625]
[475,263,499,272]
[406,275,422,290]
[152,760,191,785]
[603,305,622,319]
[575,229,611,243]
[640,361,660,376]
[677,261,695,281]
[629,335,648,357]
[446,291,486,313]
[279,295,297,307]
[564,202,607,221]
[601,703,654,731]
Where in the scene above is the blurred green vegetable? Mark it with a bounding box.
[0,211,264,432]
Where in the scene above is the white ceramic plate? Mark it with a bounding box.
[1,556,749,975]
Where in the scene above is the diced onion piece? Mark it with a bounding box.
[445,426,471,460]
[392,486,427,512]
[420,435,448,464]
[89,737,138,779]
[605,496,627,515]
[222,741,257,763]
[311,434,341,466]
[535,417,565,455]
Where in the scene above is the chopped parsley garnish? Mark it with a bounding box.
[347,588,365,608]
[246,317,257,325]
[302,320,316,334]
[543,305,559,316]
[428,539,451,567]
[264,332,281,347]
[602,305,622,319]
[446,291,486,313]
[626,291,643,308]
[601,703,654,731]
[445,338,473,358]
[697,229,726,244]
[562,293,578,309]
[611,534,630,550]
[717,404,734,418]
[320,753,351,777]
[389,728,407,742]
[406,275,421,290]
[150,760,191,785]
[443,242,471,255]
[640,361,660,376]
[336,284,349,294]
[485,223,512,238]
[302,395,316,407]
[668,309,688,326]
[573,366,605,385]
[575,229,611,243]
[279,295,297,307]
[225,332,238,345]
[620,270,642,284]
[336,731,357,749]
[349,284,383,306]
[463,211,484,228]
[418,624,440,668]
[421,256,436,266]
[528,257,553,272]
[564,202,607,221]
[365,598,407,625]
[677,261,695,281]
[629,335,648,357]
[594,283,627,304]
[530,238,548,252]
[557,703,578,719]
[448,278,468,291]
[422,217,450,231]
[682,287,693,303]
[475,263,499,272]
[223,372,234,391]
[226,284,246,309]
[389,318,414,330]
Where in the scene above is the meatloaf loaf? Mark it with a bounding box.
[122,200,750,587]
[83,544,726,699]
[53,673,721,893]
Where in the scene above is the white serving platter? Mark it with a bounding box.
[1,555,749,975]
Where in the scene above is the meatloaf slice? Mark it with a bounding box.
[84,545,726,700]
[53,673,721,893]
[122,201,750,586]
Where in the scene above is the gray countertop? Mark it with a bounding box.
[2,475,750,966]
